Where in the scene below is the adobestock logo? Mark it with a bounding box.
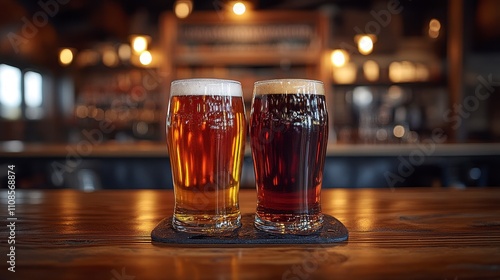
[444,74,500,130]
[339,0,408,56]
[353,0,404,35]
[282,247,347,280]
[7,0,70,54]
[384,73,499,188]
[111,267,135,280]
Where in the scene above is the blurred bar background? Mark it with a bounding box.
[0,0,499,189]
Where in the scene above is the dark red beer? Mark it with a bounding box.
[250,79,328,234]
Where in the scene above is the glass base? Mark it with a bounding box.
[172,212,241,234]
[254,213,324,235]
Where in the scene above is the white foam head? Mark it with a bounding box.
[254,79,325,95]
[170,79,242,97]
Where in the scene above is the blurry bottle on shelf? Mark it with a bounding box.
[73,68,163,142]
[333,85,447,144]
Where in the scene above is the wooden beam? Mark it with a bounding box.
[447,0,465,142]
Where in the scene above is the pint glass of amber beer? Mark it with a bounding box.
[167,79,246,234]
[250,79,328,234]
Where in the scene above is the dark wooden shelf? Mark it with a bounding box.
[173,49,322,66]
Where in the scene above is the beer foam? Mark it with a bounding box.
[254,79,325,95]
[171,79,242,97]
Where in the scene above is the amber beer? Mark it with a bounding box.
[167,79,246,233]
[250,79,328,234]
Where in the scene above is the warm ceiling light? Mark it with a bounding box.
[428,19,441,39]
[103,47,119,67]
[118,44,131,61]
[429,19,441,31]
[132,36,148,53]
[389,61,402,83]
[389,61,417,82]
[428,29,439,39]
[332,63,357,84]
[59,48,74,65]
[363,60,379,82]
[357,35,374,55]
[232,2,246,15]
[400,61,416,82]
[393,125,406,138]
[139,51,152,66]
[175,0,192,19]
[331,49,349,68]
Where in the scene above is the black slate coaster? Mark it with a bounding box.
[151,214,348,245]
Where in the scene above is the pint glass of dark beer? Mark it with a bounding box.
[167,79,246,234]
[250,79,328,234]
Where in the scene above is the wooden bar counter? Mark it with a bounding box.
[2,188,500,279]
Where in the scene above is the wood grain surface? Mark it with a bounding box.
[1,188,500,279]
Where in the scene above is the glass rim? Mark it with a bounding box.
[253,78,325,95]
[254,78,323,86]
[172,78,241,85]
[170,78,242,97]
